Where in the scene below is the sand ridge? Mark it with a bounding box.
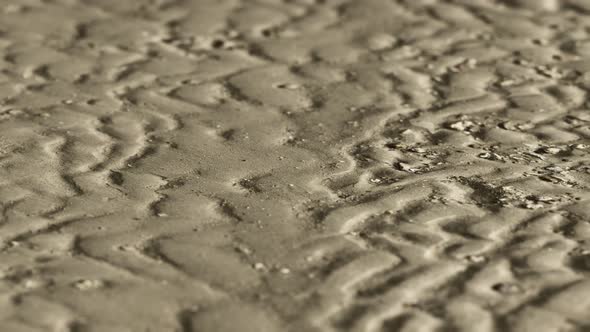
[0,0,589,331]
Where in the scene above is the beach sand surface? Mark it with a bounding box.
[0,0,589,331]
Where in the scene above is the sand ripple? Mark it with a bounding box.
[0,0,589,331]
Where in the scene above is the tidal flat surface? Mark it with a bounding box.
[0,0,590,331]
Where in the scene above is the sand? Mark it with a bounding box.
[0,0,589,331]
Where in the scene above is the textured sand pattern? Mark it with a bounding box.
[0,0,590,331]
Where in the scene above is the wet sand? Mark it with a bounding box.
[0,0,590,331]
